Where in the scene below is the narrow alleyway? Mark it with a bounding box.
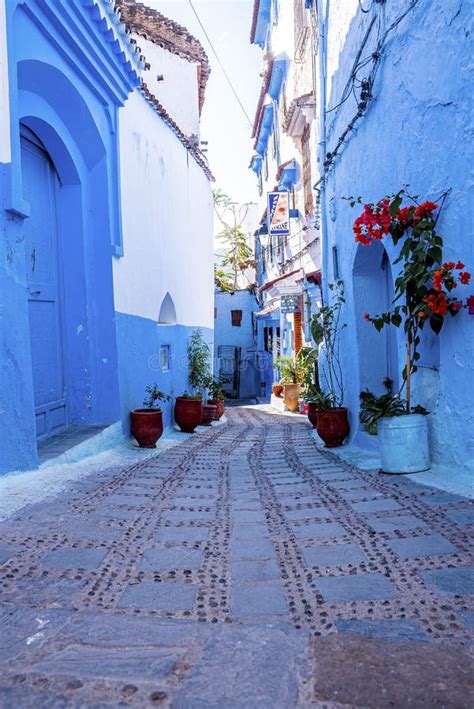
[1,407,473,708]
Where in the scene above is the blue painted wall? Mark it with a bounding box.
[115,313,213,431]
[321,0,474,470]
[0,0,140,474]
[214,289,260,398]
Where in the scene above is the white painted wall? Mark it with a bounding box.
[0,0,11,163]
[114,89,214,329]
[134,35,200,138]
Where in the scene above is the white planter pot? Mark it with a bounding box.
[378,413,430,474]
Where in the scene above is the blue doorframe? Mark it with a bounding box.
[21,129,68,438]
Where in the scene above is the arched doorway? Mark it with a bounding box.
[21,127,67,438]
[353,241,398,396]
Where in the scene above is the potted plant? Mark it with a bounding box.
[359,378,397,435]
[208,377,227,420]
[174,329,212,433]
[351,190,470,472]
[310,281,350,447]
[298,346,320,427]
[130,384,170,448]
[272,355,304,412]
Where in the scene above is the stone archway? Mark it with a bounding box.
[353,241,398,396]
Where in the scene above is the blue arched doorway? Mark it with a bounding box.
[21,127,67,437]
[353,241,398,397]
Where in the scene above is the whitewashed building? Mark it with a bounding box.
[249,0,321,392]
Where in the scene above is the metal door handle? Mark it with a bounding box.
[30,290,41,295]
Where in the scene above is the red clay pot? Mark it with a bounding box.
[201,403,217,426]
[208,399,225,421]
[272,384,284,398]
[130,409,164,448]
[174,397,203,433]
[316,408,350,448]
[307,402,320,429]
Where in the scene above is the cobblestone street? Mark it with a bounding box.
[1,406,473,707]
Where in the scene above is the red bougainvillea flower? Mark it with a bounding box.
[459,271,471,285]
[455,261,465,270]
[413,201,438,223]
[442,262,456,270]
[353,199,392,246]
[423,292,448,316]
[417,310,426,318]
[363,312,371,321]
[449,302,463,314]
[397,206,412,229]
[432,269,444,291]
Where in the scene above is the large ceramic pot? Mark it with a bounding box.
[283,383,301,413]
[307,402,320,429]
[316,408,349,447]
[208,399,225,421]
[130,409,163,448]
[201,403,217,426]
[378,413,430,474]
[272,383,284,398]
[174,397,203,433]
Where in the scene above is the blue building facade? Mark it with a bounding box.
[0,0,214,474]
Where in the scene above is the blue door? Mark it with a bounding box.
[21,131,67,438]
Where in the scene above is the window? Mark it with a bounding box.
[294,0,310,62]
[160,345,171,372]
[231,310,243,327]
[332,246,340,279]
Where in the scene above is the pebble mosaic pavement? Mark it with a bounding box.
[0,406,473,707]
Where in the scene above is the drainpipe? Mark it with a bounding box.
[313,0,330,302]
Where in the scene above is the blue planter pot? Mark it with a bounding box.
[378,414,430,474]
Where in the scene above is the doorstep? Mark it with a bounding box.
[39,422,124,467]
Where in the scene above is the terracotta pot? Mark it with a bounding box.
[174,397,203,433]
[208,399,225,421]
[201,403,217,426]
[130,409,164,448]
[283,383,301,413]
[307,402,320,429]
[272,384,284,398]
[316,408,350,448]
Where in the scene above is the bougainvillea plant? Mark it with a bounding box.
[349,189,471,414]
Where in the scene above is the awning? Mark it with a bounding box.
[251,0,272,48]
[255,102,274,156]
[250,154,263,175]
[259,268,302,292]
[268,53,289,101]
[278,158,300,190]
[255,301,280,316]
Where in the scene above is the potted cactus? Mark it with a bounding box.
[130,384,170,448]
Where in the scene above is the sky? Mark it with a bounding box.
[149,0,263,205]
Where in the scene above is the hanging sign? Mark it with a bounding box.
[281,294,300,314]
[267,191,290,235]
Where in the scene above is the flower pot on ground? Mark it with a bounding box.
[207,377,227,420]
[201,403,217,426]
[208,399,225,420]
[306,402,320,429]
[316,408,350,448]
[174,395,203,433]
[130,384,170,448]
[282,383,301,412]
[378,413,430,474]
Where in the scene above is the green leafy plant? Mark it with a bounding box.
[180,390,203,401]
[143,385,170,410]
[359,379,428,433]
[187,329,212,399]
[306,389,335,410]
[208,377,228,401]
[213,189,255,290]
[273,355,304,384]
[311,281,346,408]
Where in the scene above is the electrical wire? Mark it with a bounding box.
[187,0,253,129]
